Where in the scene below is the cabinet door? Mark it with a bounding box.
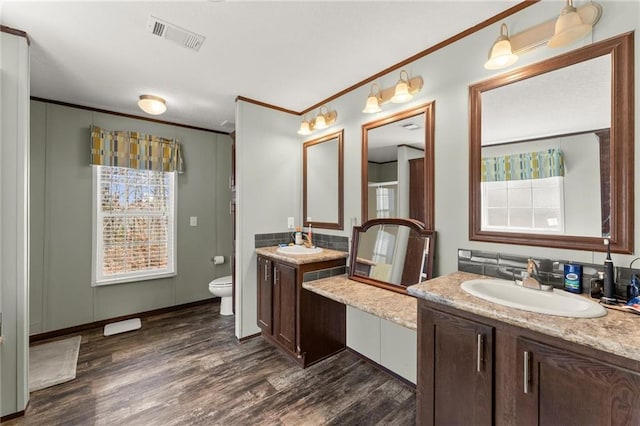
[516,338,640,426]
[274,262,297,353]
[417,306,493,426]
[257,256,273,334]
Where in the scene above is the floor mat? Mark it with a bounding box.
[29,335,81,392]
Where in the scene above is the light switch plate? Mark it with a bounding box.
[190,216,197,226]
[287,217,295,229]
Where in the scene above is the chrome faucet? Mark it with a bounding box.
[520,259,554,291]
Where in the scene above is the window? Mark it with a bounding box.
[92,166,176,286]
[482,176,564,233]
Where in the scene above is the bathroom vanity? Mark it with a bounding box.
[409,272,640,426]
[255,246,348,367]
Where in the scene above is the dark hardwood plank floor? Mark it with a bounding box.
[7,302,416,425]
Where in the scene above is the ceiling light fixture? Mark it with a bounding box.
[362,70,423,114]
[484,23,518,70]
[297,106,337,136]
[138,95,167,115]
[548,0,593,48]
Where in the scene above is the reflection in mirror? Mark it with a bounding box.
[469,33,633,253]
[303,130,344,230]
[349,218,435,294]
[362,102,434,229]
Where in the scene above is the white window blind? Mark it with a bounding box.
[92,165,176,286]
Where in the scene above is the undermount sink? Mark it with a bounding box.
[276,245,323,255]
[461,278,607,318]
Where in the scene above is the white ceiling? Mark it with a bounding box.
[0,1,518,133]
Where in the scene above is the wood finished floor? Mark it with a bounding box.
[7,302,416,425]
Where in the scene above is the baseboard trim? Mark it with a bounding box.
[1,401,29,422]
[237,332,262,343]
[346,347,416,389]
[30,298,219,343]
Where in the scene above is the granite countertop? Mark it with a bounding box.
[302,275,417,329]
[408,271,640,363]
[255,246,348,265]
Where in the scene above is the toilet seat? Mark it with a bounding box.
[209,275,232,288]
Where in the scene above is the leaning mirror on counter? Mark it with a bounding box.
[349,218,435,294]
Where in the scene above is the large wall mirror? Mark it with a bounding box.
[349,218,435,294]
[303,130,344,230]
[361,102,435,229]
[469,32,634,253]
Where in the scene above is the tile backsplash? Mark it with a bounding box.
[254,231,348,252]
[458,248,636,300]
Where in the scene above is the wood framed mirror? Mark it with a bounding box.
[361,102,435,229]
[303,130,344,230]
[469,32,633,253]
[349,218,435,294]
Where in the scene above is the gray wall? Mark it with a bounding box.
[1,29,30,418]
[30,100,233,334]
[234,100,300,338]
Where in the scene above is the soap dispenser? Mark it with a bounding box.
[601,238,617,305]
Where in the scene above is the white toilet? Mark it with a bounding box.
[208,275,233,316]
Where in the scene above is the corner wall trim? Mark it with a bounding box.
[235,96,299,116]
[0,25,31,45]
[30,97,230,135]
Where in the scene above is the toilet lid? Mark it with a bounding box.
[209,275,232,287]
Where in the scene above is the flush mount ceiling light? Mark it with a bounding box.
[482,2,602,70]
[297,106,337,136]
[484,24,518,70]
[548,0,593,48]
[138,95,167,115]
[362,70,423,114]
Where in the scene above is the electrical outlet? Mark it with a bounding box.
[287,217,295,229]
[190,216,197,227]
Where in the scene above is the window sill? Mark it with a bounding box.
[92,271,177,287]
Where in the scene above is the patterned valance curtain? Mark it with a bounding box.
[90,125,184,173]
[481,148,564,182]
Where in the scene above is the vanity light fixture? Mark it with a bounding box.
[391,70,413,103]
[548,0,593,48]
[297,117,312,136]
[484,24,518,70]
[362,83,382,113]
[362,70,423,114]
[297,106,337,136]
[482,1,601,70]
[138,94,167,115]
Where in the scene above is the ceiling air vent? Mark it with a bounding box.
[146,15,205,52]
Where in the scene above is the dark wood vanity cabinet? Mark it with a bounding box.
[273,262,296,353]
[417,304,493,426]
[516,338,640,426]
[257,256,273,333]
[256,254,346,367]
[418,300,640,426]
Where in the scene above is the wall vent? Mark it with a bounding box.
[146,16,205,52]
